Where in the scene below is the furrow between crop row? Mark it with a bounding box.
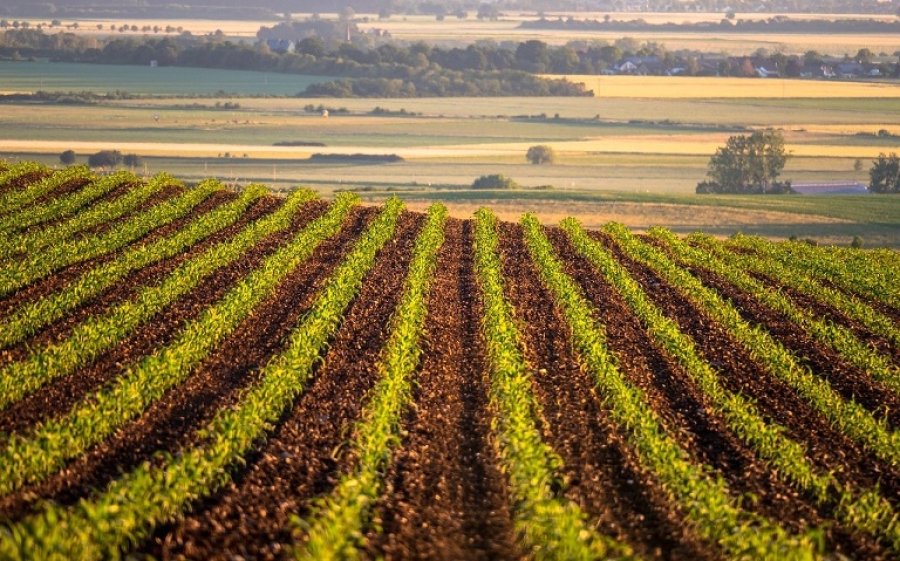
[0,174,175,261]
[604,224,900,469]
[0,181,265,353]
[524,215,820,560]
[0,162,51,214]
[0,181,220,298]
[563,219,900,554]
[473,208,633,561]
[0,170,123,235]
[292,203,446,559]
[0,193,357,495]
[651,229,900,396]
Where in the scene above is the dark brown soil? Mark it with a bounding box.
[76,184,184,239]
[685,263,900,429]
[496,222,718,561]
[0,189,232,318]
[0,199,329,438]
[142,212,422,561]
[0,204,372,520]
[548,228,888,559]
[0,195,284,363]
[595,230,900,503]
[368,219,520,561]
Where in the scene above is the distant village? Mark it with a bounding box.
[600,54,894,78]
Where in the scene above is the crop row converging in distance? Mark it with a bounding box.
[0,161,898,560]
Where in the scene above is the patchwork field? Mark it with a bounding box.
[0,162,898,560]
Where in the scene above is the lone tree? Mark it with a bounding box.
[697,129,792,194]
[59,150,76,165]
[526,145,555,165]
[869,153,900,193]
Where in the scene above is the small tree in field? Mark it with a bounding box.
[59,150,76,165]
[869,153,900,193]
[123,153,143,169]
[472,174,518,190]
[697,129,791,194]
[526,145,555,165]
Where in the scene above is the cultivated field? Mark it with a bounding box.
[0,161,898,560]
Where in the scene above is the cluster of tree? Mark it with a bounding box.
[696,130,793,194]
[303,70,587,97]
[522,16,900,35]
[471,174,519,190]
[869,153,900,194]
[73,150,142,169]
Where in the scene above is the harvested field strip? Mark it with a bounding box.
[293,204,446,559]
[0,191,305,413]
[0,173,177,260]
[523,215,819,560]
[651,230,900,396]
[604,224,900,469]
[726,235,900,313]
[0,194,357,495]
[563,219,900,554]
[0,170,120,235]
[0,181,219,298]
[370,219,519,561]
[692,234,900,353]
[473,208,632,561]
[0,198,403,561]
[0,162,50,213]
[0,183,264,352]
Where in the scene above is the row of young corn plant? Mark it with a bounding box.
[0,193,359,495]
[292,204,447,560]
[0,173,177,260]
[649,229,900,395]
[522,215,819,561]
[604,224,900,469]
[0,162,50,213]
[689,233,899,350]
[0,197,403,561]
[0,182,264,351]
[562,219,900,553]
[0,169,131,234]
[724,234,900,312]
[0,188,316,413]
[472,208,634,561]
[0,180,219,298]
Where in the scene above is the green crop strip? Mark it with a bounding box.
[0,162,50,213]
[0,197,402,561]
[563,219,900,552]
[0,173,177,260]
[0,193,358,494]
[0,189,316,412]
[292,204,447,560]
[725,235,900,312]
[604,224,900,469]
[0,181,219,298]
[0,182,263,351]
[650,230,900,395]
[0,170,128,235]
[523,215,819,560]
[691,234,900,354]
[473,208,633,561]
